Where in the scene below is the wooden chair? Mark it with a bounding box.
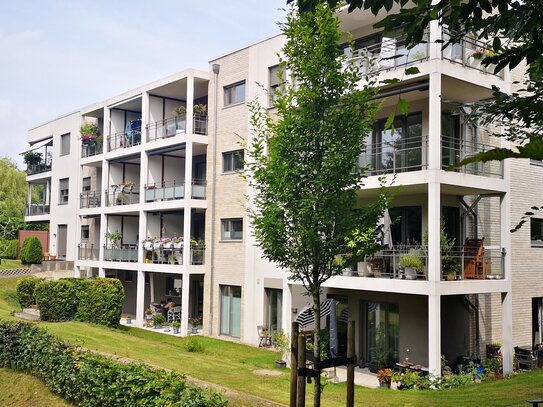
[257,325,271,347]
[514,346,538,370]
[463,238,486,279]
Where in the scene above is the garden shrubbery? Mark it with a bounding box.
[0,321,227,406]
[15,277,42,307]
[20,236,43,264]
[30,278,123,326]
[0,239,18,259]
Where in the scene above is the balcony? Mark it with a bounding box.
[143,243,183,265]
[193,113,208,135]
[104,245,138,262]
[26,160,52,175]
[191,179,206,199]
[145,180,185,202]
[360,136,427,175]
[190,245,205,265]
[78,243,99,260]
[441,135,503,178]
[107,121,142,152]
[80,191,101,209]
[146,113,208,143]
[26,204,50,216]
[81,140,103,158]
[105,187,140,207]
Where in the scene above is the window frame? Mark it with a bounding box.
[59,178,69,205]
[531,218,543,247]
[222,149,244,173]
[81,225,90,242]
[268,65,280,106]
[221,218,243,241]
[60,133,71,156]
[224,81,246,107]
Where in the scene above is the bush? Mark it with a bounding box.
[75,279,124,328]
[0,239,18,259]
[0,321,227,407]
[183,337,205,353]
[20,237,43,265]
[34,280,77,321]
[16,277,42,307]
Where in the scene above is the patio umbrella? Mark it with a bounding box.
[329,299,338,357]
[295,299,334,329]
[379,208,393,248]
[338,307,349,324]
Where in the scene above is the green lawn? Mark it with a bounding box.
[0,259,23,270]
[1,276,542,406]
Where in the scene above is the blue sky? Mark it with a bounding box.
[0,0,286,167]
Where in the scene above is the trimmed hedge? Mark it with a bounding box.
[20,236,43,264]
[0,239,18,259]
[34,280,77,321]
[15,277,42,307]
[0,321,227,406]
[75,279,124,327]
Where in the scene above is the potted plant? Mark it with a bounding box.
[122,180,134,192]
[172,105,187,131]
[145,307,153,327]
[125,314,132,324]
[80,122,99,145]
[400,249,423,280]
[152,314,166,329]
[272,330,290,368]
[442,256,460,281]
[142,237,154,251]
[172,236,183,249]
[105,230,122,249]
[193,104,207,115]
[173,105,186,116]
[23,151,43,166]
[369,258,384,277]
[377,368,393,388]
[172,321,181,334]
[346,226,382,277]
[190,317,201,334]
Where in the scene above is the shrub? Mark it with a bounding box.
[0,321,226,407]
[34,280,77,321]
[16,277,42,307]
[183,337,205,353]
[0,239,18,259]
[20,237,43,264]
[74,279,123,328]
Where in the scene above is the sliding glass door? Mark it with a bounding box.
[220,285,241,338]
[365,301,399,367]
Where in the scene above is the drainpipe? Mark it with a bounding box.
[209,63,220,335]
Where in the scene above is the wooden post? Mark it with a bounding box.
[290,322,299,407]
[347,320,355,407]
[297,333,306,407]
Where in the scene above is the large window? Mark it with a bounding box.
[59,178,69,205]
[82,177,91,192]
[224,81,245,106]
[389,206,422,246]
[365,301,399,368]
[221,218,243,241]
[442,113,461,168]
[265,288,283,334]
[531,218,543,247]
[220,285,241,337]
[268,65,280,105]
[81,225,89,241]
[222,149,244,173]
[60,133,70,156]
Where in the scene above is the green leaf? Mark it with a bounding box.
[384,112,395,130]
[405,67,420,75]
[397,98,409,116]
[382,78,401,85]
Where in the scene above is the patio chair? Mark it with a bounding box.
[463,238,487,279]
[514,346,538,370]
[167,306,181,323]
[257,325,271,347]
[150,303,162,316]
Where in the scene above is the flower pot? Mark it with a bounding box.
[143,242,153,250]
[357,261,373,277]
[404,267,417,280]
[154,324,162,329]
[191,327,198,334]
[126,317,132,324]
[379,381,391,389]
[275,360,287,369]
[173,327,180,334]
[173,241,183,249]
[175,253,183,265]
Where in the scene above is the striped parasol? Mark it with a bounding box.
[295,299,347,328]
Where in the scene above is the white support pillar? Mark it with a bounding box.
[186,76,195,135]
[428,182,441,282]
[428,20,442,61]
[98,267,105,278]
[282,281,293,337]
[136,269,146,325]
[181,273,190,336]
[501,291,513,374]
[428,293,441,375]
[74,266,81,279]
[427,72,442,171]
[183,141,193,266]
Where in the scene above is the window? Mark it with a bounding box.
[265,288,283,334]
[82,177,91,192]
[224,81,245,106]
[389,206,422,246]
[269,65,280,105]
[530,159,543,167]
[60,133,70,156]
[81,225,89,241]
[365,301,399,367]
[531,218,543,247]
[222,150,244,173]
[59,178,69,205]
[220,285,241,337]
[221,218,243,241]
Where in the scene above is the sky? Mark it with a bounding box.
[0,0,286,168]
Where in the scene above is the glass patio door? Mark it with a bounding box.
[265,288,283,334]
[220,285,241,338]
[365,301,399,366]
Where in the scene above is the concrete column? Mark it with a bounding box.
[282,281,293,338]
[98,267,105,278]
[141,91,149,146]
[136,269,146,325]
[428,20,442,60]
[186,76,194,135]
[74,266,81,279]
[183,141,193,266]
[427,182,441,281]
[181,273,190,336]
[428,293,441,375]
[501,291,513,374]
[428,72,442,170]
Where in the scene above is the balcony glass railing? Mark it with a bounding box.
[193,113,208,135]
[81,140,103,158]
[26,161,52,175]
[104,245,138,262]
[78,243,99,260]
[145,180,185,202]
[26,204,50,216]
[80,191,101,209]
[359,136,428,175]
[147,116,186,142]
[441,135,503,178]
[442,30,503,78]
[191,179,206,199]
[105,187,140,206]
[190,246,205,265]
[143,245,183,265]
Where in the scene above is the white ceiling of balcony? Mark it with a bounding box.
[150,77,208,101]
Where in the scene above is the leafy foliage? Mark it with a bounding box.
[0,158,27,233]
[0,239,18,260]
[0,321,227,406]
[20,236,43,265]
[34,280,77,321]
[74,279,124,328]
[16,277,42,308]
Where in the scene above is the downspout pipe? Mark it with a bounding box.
[209,63,220,335]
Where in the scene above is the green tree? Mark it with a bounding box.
[0,157,27,237]
[246,4,387,404]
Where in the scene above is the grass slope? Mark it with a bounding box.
[0,277,542,406]
[0,259,24,270]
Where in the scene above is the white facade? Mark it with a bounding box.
[24,7,542,376]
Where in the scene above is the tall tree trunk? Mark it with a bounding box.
[313,292,321,407]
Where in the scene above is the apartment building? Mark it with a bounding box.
[23,7,542,375]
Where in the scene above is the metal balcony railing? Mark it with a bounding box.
[359,136,428,175]
[146,116,186,142]
[80,191,101,209]
[26,204,50,216]
[78,243,99,260]
[104,245,138,262]
[81,140,103,158]
[105,187,140,206]
[107,129,141,152]
[143,245,184,265]
[26,161,52,175]
[144,180,185,202]
[193,113,208,135]
[441,135,503,178]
